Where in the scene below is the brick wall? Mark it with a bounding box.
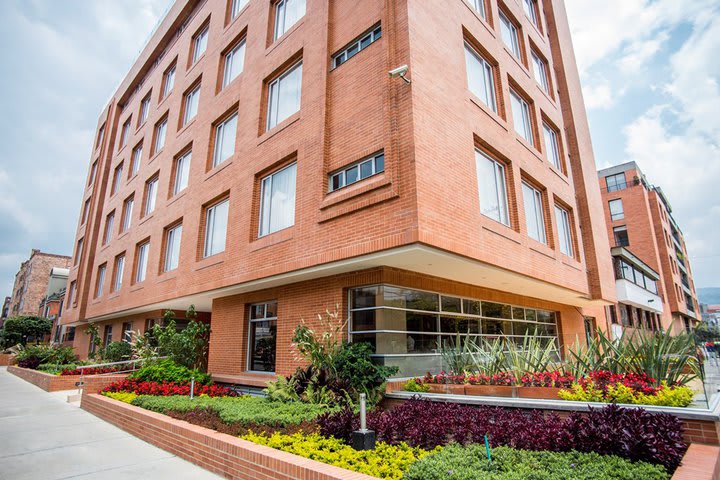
[82,393,376,480]
[672,444,720,480]
[8,250,71,318]
[7,366,126,392]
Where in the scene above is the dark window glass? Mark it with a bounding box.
[463,299,482,315]
[483,302,512,319]
[406,312,438,333]
[441,296,462,313]
[352,310,376,331]
[483,319,513,335]
[249,320,277,372]
[353,286,379,309]
[383,286,438,311]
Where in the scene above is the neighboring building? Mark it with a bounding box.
[599,162,700,334]
[701,304,720,327]
[0,296,10,328]
[38,267,70,343]
[64,0,615,380]
[7,249,71,319]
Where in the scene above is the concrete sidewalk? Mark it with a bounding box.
[0,367,220,479]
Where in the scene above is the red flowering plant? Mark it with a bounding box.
[60,366,123,376]
[466,372,516,386]
[578,371,659,396]
[422,372,466,384]
[520,371,575,388]
[101,378,236,397]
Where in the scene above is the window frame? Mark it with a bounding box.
[121,195,134,233]
[328,152,385,192]
[258,162,298,237]
[113,254,125,292]
[542,122,561,170]
[608,198,624,221]
[522,181,547,244]
[139,92,151,126]
[499,10,521,59]
[111,162,124,196]
[120,117,132,149]
[510,89,534,145]
[523,0,540,29]
[154,116,168,155]
[222,37,247,88]
[266,61,303,131]
[103,210,115,245]
[182,83,201,125]
[273,0,306,41]
[130,143,143,177]
[163,223,182,273]
[554,205,573,257]
[162,63,176,99]
[192,25,209,64]
[469,0,488,20]
[475,149,510,226]
[332,24,382,69]
[96,263,107,298]
[135,241,150,283]
[605,173,626,192]
[173,151,192,196]
[531,50,550,94]
[464,42,497,113]
[247,301,278,373]
[203,197,230,258]
[144,175,159,216]
[231,0,249,19]
[613,225,629,247]
[74,238,84,266]
[212,112,238,168]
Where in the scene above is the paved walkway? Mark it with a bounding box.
[0,367,220,480]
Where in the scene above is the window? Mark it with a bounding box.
[499,11,521,59]
[469,0,487,19]
[122,322,133,343]
[120,117,131,148]
[267,62,302,130]
[522,182,546,243]
[531,51,549,93]
[332,24,382,68]
[204,198,229,257]
[121,195,134,233]
[131,143,142,177]
[554,205,573,257]
[231,0,249,18]
[464,44,497,112]
[212,113,238,167]
[111,162,124,195]
[605,173,626,192]
[139,92,151,126]
[192,26,209,64]
[113,254,125,292]
[183,84,201,125]
[510,90,534,145]
[82,198,91,224]
[222,38,246,87]
[103,325,113,347]
[96,264,107,297]
[542,123,561,169]
[329,152,384,192]
[162,64,176,98]
[248,302,278,372]
[95,125,105,150]
[608,199,624,221]
[173,151,191,195]
[88,161,98,186]
[135,241,150,283]
[145,176,158,216]
[74,238,84,266]
[68,281,77,308]
[259,163,297,237]
[273,0,305,41]
[523,0,540,28]
[614,225,629,247]
[154,117,167,154]
[163,224,182,272]
[103,211,115,245]
[475,150,509,225]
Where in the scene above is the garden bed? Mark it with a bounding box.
[7,365,127,392]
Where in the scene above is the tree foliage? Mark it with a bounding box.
[0,316,53,347]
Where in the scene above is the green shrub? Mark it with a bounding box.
[404,444,669,480]
[242,431,434,480]
[102,391,138,403]
[16,345,78,369]
[131,395,332,427]
[102,341,132,363]
[0,316,53,347]
[334,342,399,396]
[403,378,430,393]
[129,359,211,385]
[38,363,78,375]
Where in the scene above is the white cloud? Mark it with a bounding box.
[582,82,615,110]
[617,31,670,74]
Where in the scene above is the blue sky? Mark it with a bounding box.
[0,0,717,299]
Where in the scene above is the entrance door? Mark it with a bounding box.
[248,301,278,373]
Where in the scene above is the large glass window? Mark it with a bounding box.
[523,0,540,28]
[154,117,167,154]
[111,162,123,195]
[554,205,573,257]
[475,150,509,225]
[113,254,125,292]
[103,211,115,245]
[183,84,201,125]
[259,163,297,237]
[163,224,182,272]
[139,92,151,126]
[267,62,302,130]
[135,241,149,283]
[522,182,546,244]
[131,143,142,177]
[531,51,549,93]
[510,90,534,145]
[608,198,624,221]
[605,173,626,192]
[273,0,305,41]
[542,123,561,169]
[204,198,229,257]
[192,26,209,64]
[145,176,158,216]
[122,195,134,233]
[464,44,496,112]
[173,152,191,195]
[213,113,238,167]
[162,64,176,98]
[96,264,107,298]
[248,302,278,372]
[499,11,521,59]
[223,39,246,88]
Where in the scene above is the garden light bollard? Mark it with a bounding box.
[351,393,376,451]
[190,377,195,400]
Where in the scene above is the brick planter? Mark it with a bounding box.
[672,444,720,479]
[0,354,13,366]
[81,394,376,480]
[7,365,127,392]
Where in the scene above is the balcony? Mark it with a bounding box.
[615,279,663,314]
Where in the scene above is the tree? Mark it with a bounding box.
[138,305,210,371]
[0,316,52,347]
[85,323,102,360]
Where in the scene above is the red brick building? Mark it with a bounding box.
[64,0,615,381]
[6,250,71,320]
[599,162,700,335]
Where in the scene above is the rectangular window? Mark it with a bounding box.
[145,176,158,216]
[475,150,510,226]
[605,173,626,192]
[510,89,534,145]
[204,198,230,257]
[531,51,549,93]
[499,11,521,59]
[131,143,142,177]
[554,206,573,257]
[614,225,629,247]
[135,242,150,283]
[82,198,91,224]
[68,281,77,308]
[523,0,540,28]
[173,151,191,195]
[223,38,246,88]
[522,182,546,244]
[113,254,125,292]
[74,238,84,266]
[162,64,176,98]
[470,0,486,19]
[267,61,302,130]
[154,117,167,154]
[88,161,98,186]
[121,195,134,232]
[122,322,133,343]
[608,198,624,221]
[213,113,238,167]
[163,224,182,272]
[273,0,305,41]
[139,92,151,126]
[104,211,115,245]
[259,163,297,237]
[332,24,382,69]
[111,162,124,195]
[464,44,497,112]
[183,84,201,125]
[95,125,105,150]
[231,0,249,18]
[329,152,384,192]
[542,123,561,169]
[120,118,131,148]
[248,301,278,372]
[192,26,209,64]
[103,325,113,347]
[96,264,107,297]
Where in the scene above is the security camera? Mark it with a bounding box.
[388,65,411,84]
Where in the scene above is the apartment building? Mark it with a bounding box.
[7,250,71,319]
[64,0,615,380]
[599,162,700,335]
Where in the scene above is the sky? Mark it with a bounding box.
[0,0,718,299]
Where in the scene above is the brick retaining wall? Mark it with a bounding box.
[672,444,720,480]
[7,366,126,392]
[0,354,13,366]
[81,394,375,480]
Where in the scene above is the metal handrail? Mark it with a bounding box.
[76,356,168,394]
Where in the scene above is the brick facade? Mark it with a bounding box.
[7,249,71,319]
[7,365,127,392]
